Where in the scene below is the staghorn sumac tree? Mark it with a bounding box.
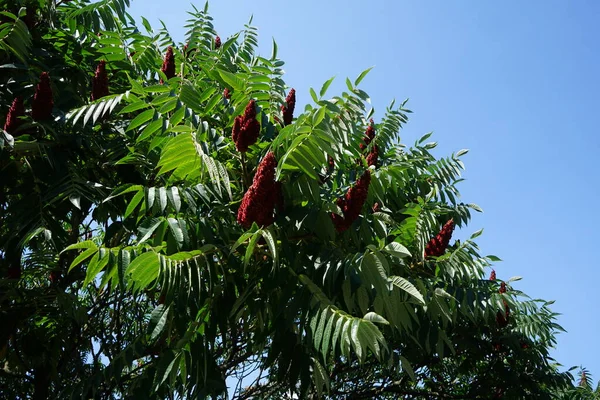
[0,0,583,398]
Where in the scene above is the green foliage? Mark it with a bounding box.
[0,0,583,398]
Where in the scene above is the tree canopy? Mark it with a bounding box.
[0,0,590,398]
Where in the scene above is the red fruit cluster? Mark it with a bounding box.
[489,269,496,281]
[499,281,506,294]
[3,97,25,134]
[91,60,109,101]
[330,170,371,232]
[31,72,53,121]
[215,35,221,49]
[359,119,376,151]
[366,144,378,167]
[160,46,175,83]
[424,219,455,257]
[359,119,379,167]
[232,100,261,152]
[281,88,296,126]
[372,202,381,213]
[496,281,510,328]
[223,88,231,99]
[237,152,279,228]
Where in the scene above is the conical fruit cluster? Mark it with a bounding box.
[31,72,53,121]
[3,97,25,133]
[424,219,455,257]
[366,143,378,167]
[160,46,175,83]
[91,60,109,101]
[360,120,375,151]
[281,89,296,126]
[360,120,378,167]
[232,100,261,152]
[496,281,510,328]
[237,152,280,228]
[331,170,371,232]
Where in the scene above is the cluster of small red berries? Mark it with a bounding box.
[31,72,53,121]
[160,46,175,83]
[215,35,221,49]
[281,89,296,126]
[424,219,455,257]
[232,100,261,152]
[3,97,25,134]
[360,120,375,151]
[91,61,109,101]
[366,143,378,167]
[237,152,280,228]
[330,170,371,232]
[359,120,378,167]
[223,88,231,99]
[496,281,510,328]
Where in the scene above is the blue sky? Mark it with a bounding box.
[127,0,600,380]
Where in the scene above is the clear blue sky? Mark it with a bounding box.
[127,0,600,380]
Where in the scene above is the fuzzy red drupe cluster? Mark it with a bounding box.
[424,219,455,257]
[360,120,376,151]
[281,89,296,126]
[160,46,175,83]
[496,281,510,328]
[359,120,378,167]
[91,60,109,101]
[237,152,281,229]
[366,144,378,167]
[232,100,261,152]
[3,97,25,133]
[331,170,371,232]
[31,72,53,121]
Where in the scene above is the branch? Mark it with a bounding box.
[343,381,485,400]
